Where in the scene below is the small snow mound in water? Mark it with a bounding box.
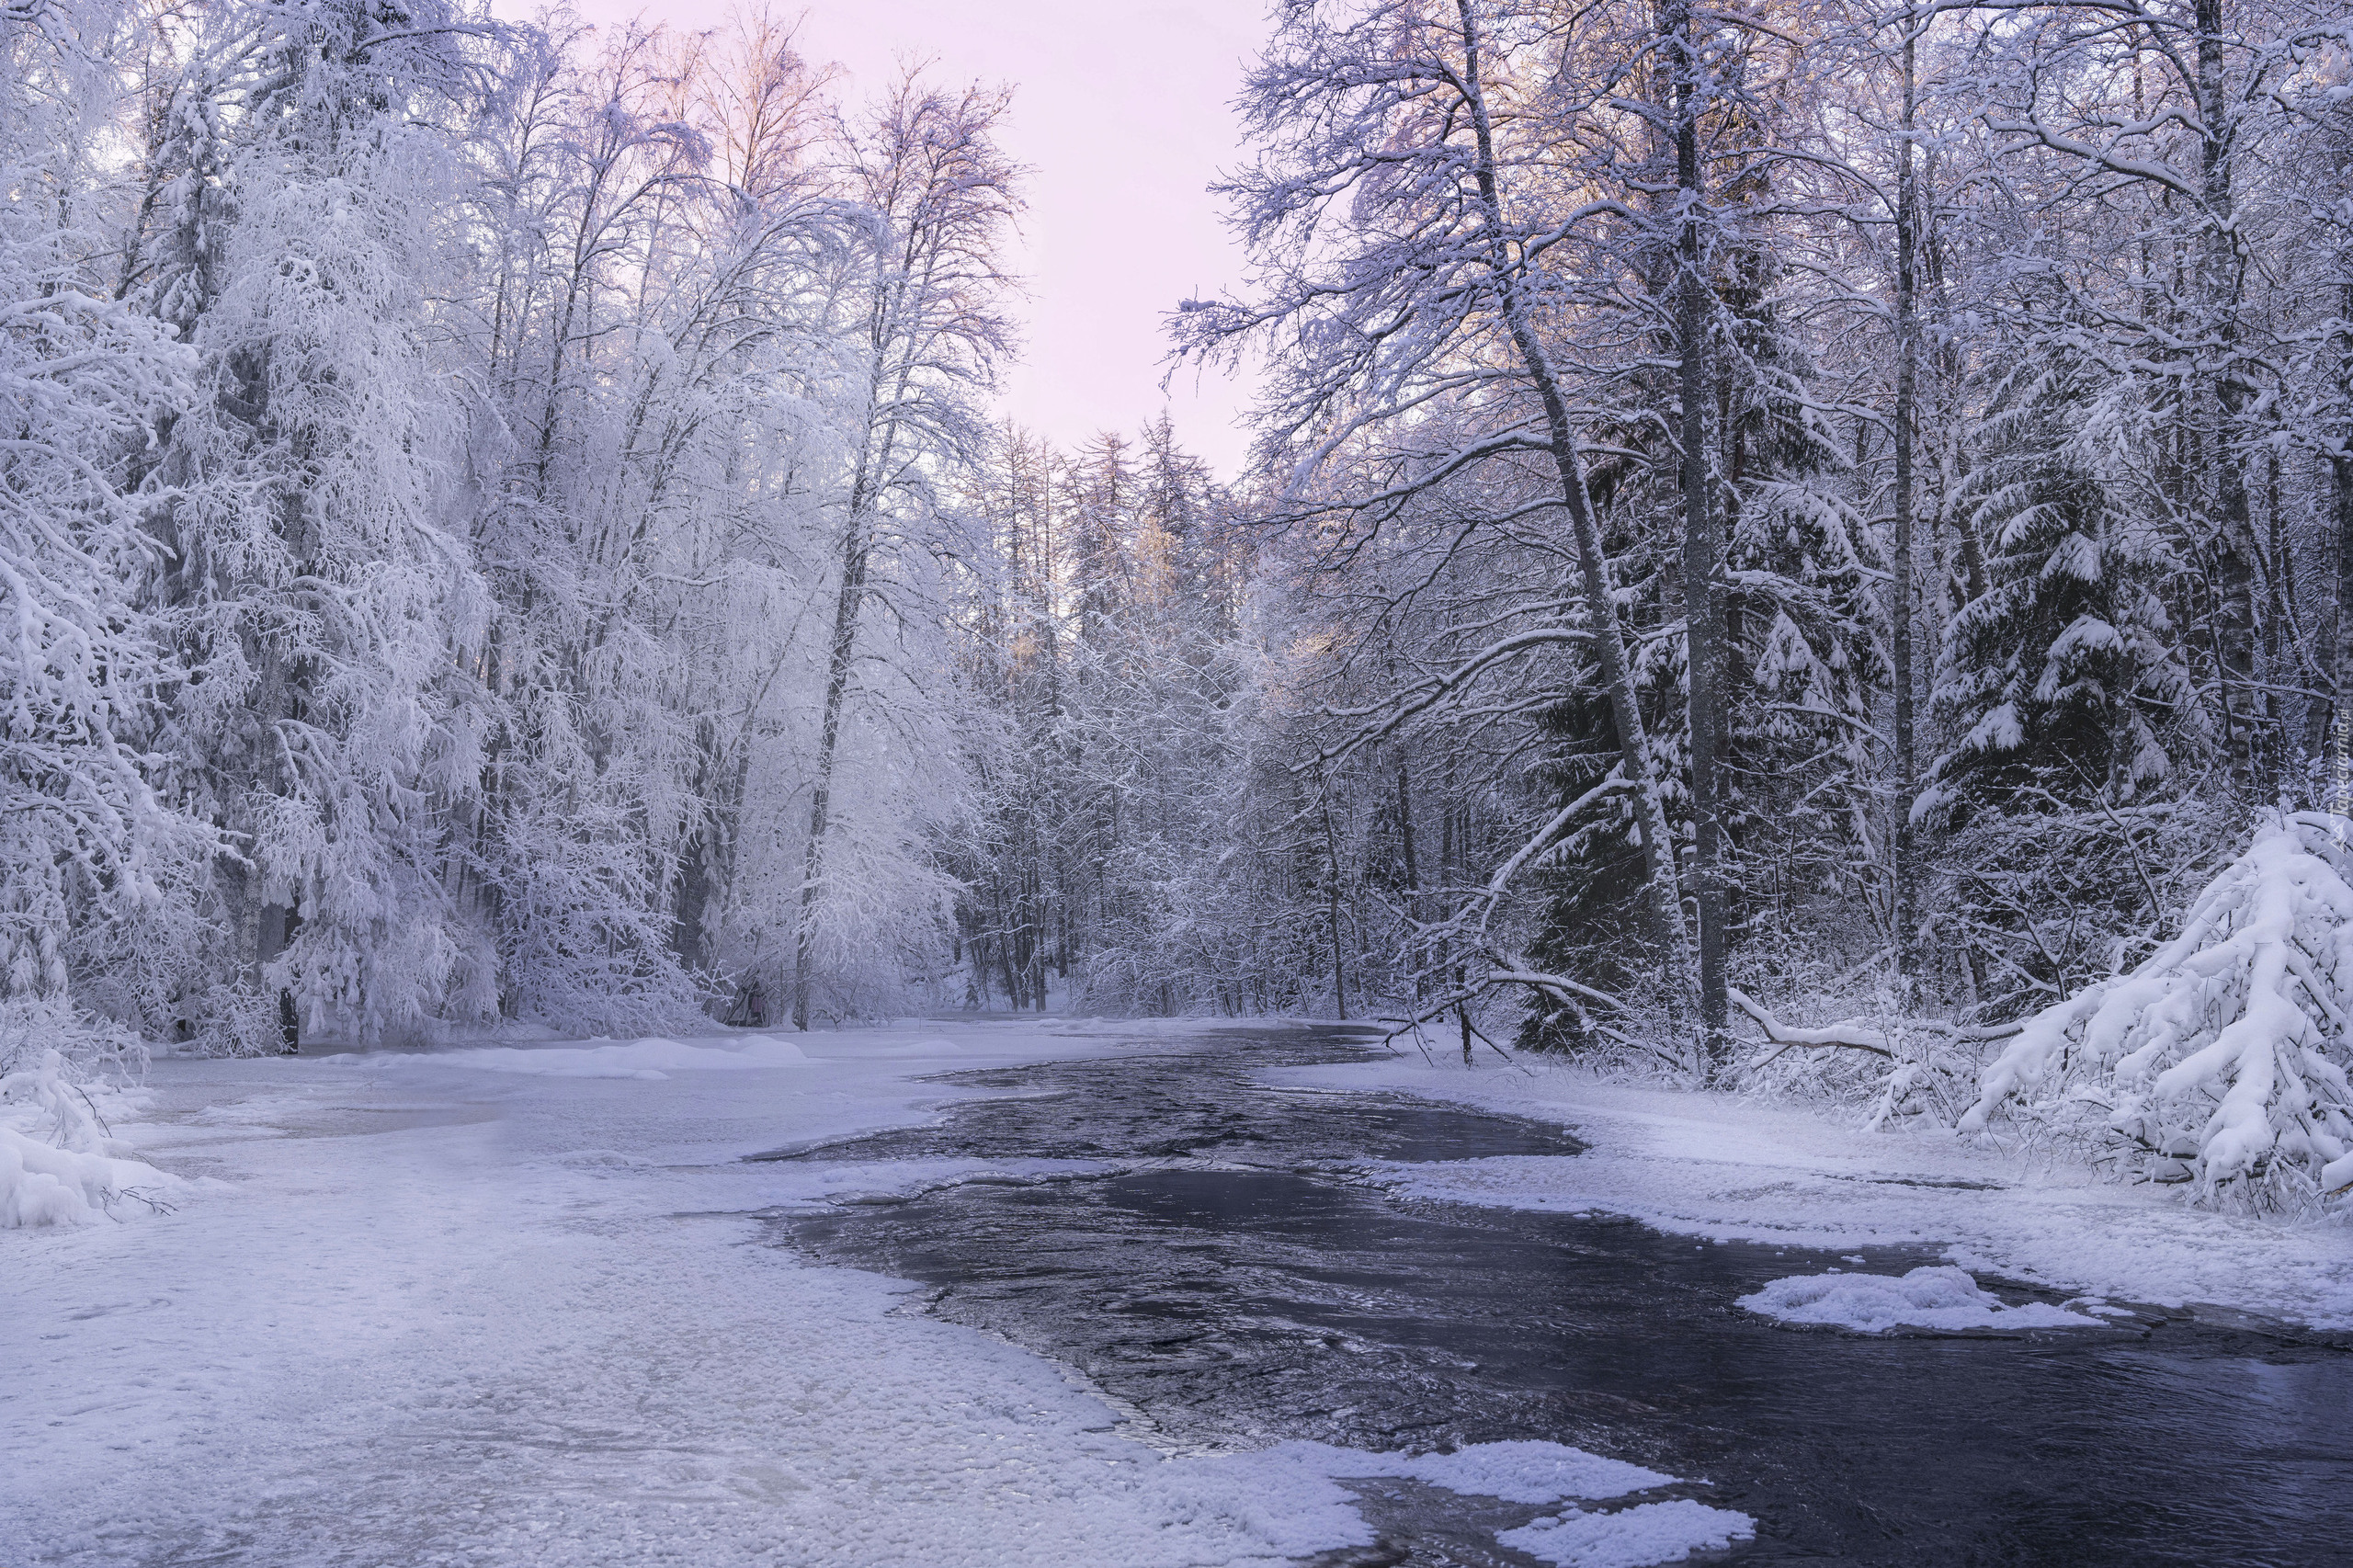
[1498,1499,1756,1567]
[1373,1438,1671,1503]
[1738,1265,2103,1332]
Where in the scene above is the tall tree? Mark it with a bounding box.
[1,0,205,1031]
[1179,0,1706,1047]
[790,76,1017,1028]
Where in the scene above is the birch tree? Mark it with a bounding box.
[788,76,1017,1028]
[1177,0,1706,1049]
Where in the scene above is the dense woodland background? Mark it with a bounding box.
[6,0,2353,1105]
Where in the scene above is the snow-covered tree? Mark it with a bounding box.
[1961,812,2353,1210]
[2,0,206,1033]
[457,14,839,1035]
[779,73,1018,1028]
[1920,358,2202,825]
[134,0,506,1046]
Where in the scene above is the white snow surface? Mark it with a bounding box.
[319,1030,817,1079]
[1735,1265,2104,1332]
[0,1018,1737,1568]
[1278,1047,2353,1331]
[1498,1500,1756,1567]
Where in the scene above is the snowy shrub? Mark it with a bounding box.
[1923,797,2238,1022]
[186,982,289,1058]
[1724,979,1997,1131]
[0,996,166,1228]
[0,994,144,1079]
[1958,813,2353,1210]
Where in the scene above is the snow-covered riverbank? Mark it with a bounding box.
[15,1017,2350,1567]
[1,1019,1748,1568]
[1285,1047,2353,1334]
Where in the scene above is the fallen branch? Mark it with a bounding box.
[1485,968,1625,1011]
[1378,988,1518,1066]
[1729,988,1895,1060]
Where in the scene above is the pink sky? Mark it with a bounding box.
[558,1,1267,476]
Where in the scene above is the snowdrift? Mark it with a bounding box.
[1959,812,2353,1210]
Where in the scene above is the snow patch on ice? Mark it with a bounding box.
[542,1148,654,1172]
[1116,1438,1701,1560]
[1234,1438,1753,1566]
[1738,1265,2104,1332]
[800,1035,968,1059]
[1258,1438,1749,1563]
[1498,1499,1756,1567]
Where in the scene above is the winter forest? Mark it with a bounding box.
[8,0,2353,1224]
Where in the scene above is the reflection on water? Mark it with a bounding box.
[767,1028,2353,1567]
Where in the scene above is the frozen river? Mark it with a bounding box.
[771,1027,2353,1567]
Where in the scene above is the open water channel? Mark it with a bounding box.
[761,1027,2353,1567]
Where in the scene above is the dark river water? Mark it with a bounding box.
[762,1027,2353,1567]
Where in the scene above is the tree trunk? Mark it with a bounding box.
[791,285,919,1027]
[2196,0,2259,795]
[1397,758,1423,1001]
[791,523,870,1029]
[2334,441,2353,812]
[1671,0,1731,1075]
[260,901,301,1052]
[1891,21,1920,976]
[1323,797,1348,1020]
[1454,0,1698,1049]
[2330,280,2353,809]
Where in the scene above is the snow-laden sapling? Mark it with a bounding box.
[0,1000,170,1227]
[1958,813,2353,1210]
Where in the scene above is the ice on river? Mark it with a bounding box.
[1217,1440,1752,1565]
[3,1017,1751,1568]
[1737,1264,2104,1332]
[317,1029,815,1079]
[1297,1050,2353,1332]
[1343,1437,1674,1503]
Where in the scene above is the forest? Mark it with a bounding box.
[6,0,2353,1210]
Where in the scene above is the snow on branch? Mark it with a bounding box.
[1729,988,1895,1058]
